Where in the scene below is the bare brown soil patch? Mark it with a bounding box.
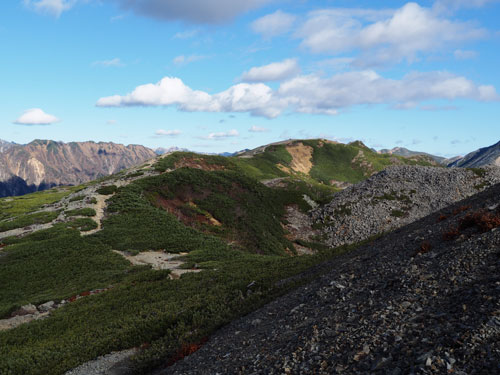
[285,143,313,174]
[153,195,221,228]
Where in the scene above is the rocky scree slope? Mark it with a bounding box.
[312,165,500,248]
[448,140,500,168]
[158,183,500,375]
[0,140,156,197]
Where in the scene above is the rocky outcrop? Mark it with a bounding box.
[448,140,500,168]
[0,140,156,197]
[311,165,500,248]
[159,183,500,375]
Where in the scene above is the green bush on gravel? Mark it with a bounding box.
[0,211,60,233]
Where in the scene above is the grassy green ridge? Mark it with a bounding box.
[0,186,80,221]
[97,168,301,255]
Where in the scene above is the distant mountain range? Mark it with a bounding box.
[378,146,448,164]
[1,138,500,198]
[0,140,15,153]
[154,146,190,155]
[448,140,500,168]
[0,139,155,197]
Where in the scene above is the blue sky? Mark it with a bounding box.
[1,0,499,157]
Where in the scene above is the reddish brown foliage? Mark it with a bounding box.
[437,214,448,222]
[452,205,471,216]
[419,241,432,254]
[442,227,460,241]
[168,337,208,366]
[442,209,500,241]
[459,211,500,233]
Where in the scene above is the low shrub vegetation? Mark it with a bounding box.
[65,208,96,217]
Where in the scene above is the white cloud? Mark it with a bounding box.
[92,58,124,67]
[251,10,296,38]
[173,55,207,66]
[249,125,269,132]
[14,108,60,125]
[155,129,182,136]
[278,71,499,114]
[24,0,75,17]
[106,119,117,124]
[240,58,300,82]
[110,0,272,24]
[297,3,487,66]
[454,49,478,60]
[200,129,239,140]
[96,76,282,118]
[96,71,498,118]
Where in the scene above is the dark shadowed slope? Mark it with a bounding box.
[158,183,500,375]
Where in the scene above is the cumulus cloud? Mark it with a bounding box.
[297,2,487,66]
[96,71,498,118]
[251,10,296,38]
[14,108,60,125]
[249,125,269,132]
[96,76,281,118]
[92,58,124,67]
[109,0,272,24]
[199,129,239,140]
[24,0,76,17]
[155,129,182,136]
[240,59,300,82]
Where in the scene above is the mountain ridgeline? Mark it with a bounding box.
[0,138,499,374]
[0,140,156,198]
[448,139,500,168]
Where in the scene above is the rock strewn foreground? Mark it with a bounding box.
[312,165,500,248]
[157,183,500,375]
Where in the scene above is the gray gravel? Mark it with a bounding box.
[65,349,138,375]
[155,182,500,375]
[312,165,500,247]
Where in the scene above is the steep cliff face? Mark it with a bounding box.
[0,140,156,197]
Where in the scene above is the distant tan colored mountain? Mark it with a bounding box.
[448,140,500,168]
[0,140,156,197]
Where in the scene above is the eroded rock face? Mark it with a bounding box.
[312,165,500,248]
[0,140,156,197]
